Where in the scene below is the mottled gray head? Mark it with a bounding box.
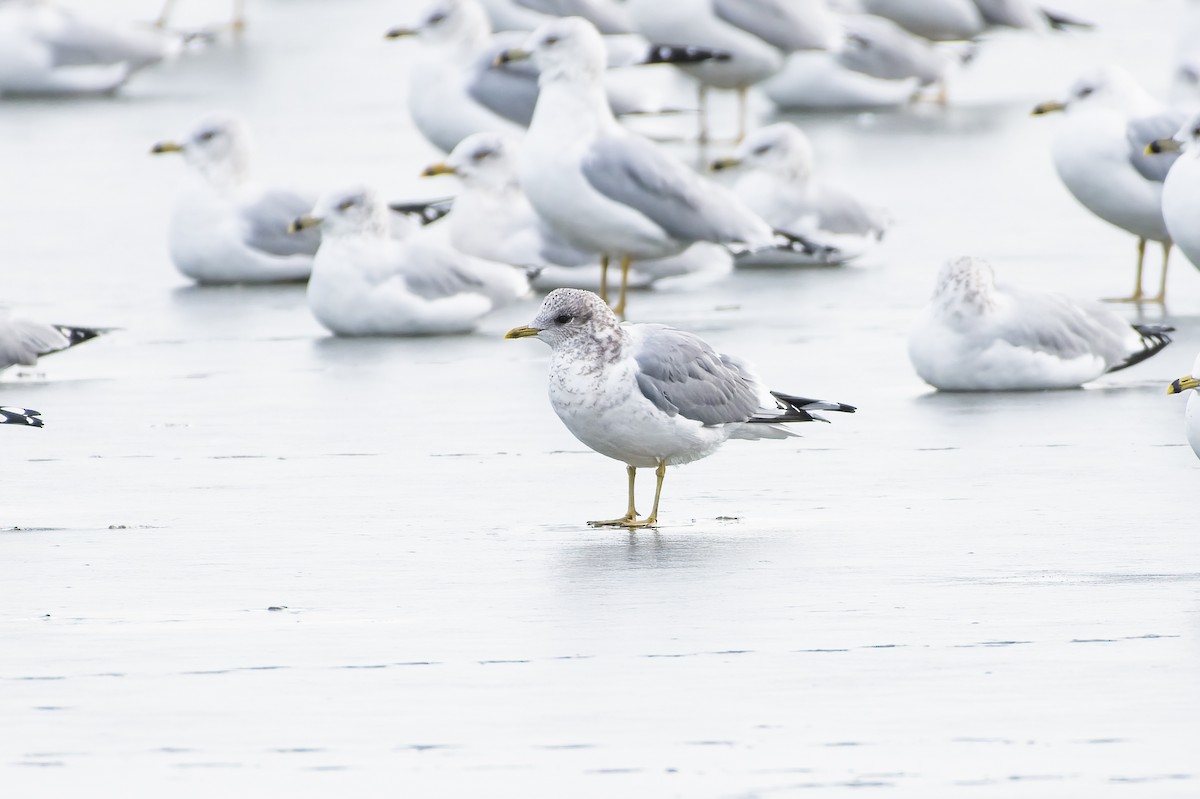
[299,186,389,239]
[504,288,619,347]
[152,112,254,185]
[444,132,520,190]
[932,256,997,313]
[505,17,607,83]
[1036,65,1143,115]
[387,0,490,45]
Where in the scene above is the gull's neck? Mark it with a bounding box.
[531,74,618,140]
[553,322,630,368]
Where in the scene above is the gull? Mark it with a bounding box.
[832,13,966,104]
[1,312,108,371]
[625,0,840,141]
[291,186,529,336]
[151,112,319,285]
[505,289,855,528]
[0,407,42,427]
[852,0,1089,41]
[423,131,732,291]
[385,0,725,153]
[1146,113,1200,285]
[909,256,1174,392]
[1166,352,1200,461]
[1033,66,1188,304]
[500,17,835,316]
[711,122,888,260]
[0,0,182,96]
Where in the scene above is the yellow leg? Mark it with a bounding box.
[1106,237,1146,302]
[155,0,178,27]
[1149,240,1171,304]
[621,461,667,528]
[698,84,709,147]
[736,86,748,143]
[232,0,246,33]
[588,465,639,527]
[598,253,609,304]
[611,255,632,318]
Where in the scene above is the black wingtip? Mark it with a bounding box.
[0,407,43,427]
[51,325,110,348]
[749,392,856,424]
[1108,324,1174,374]
[642,43,732,66]
[388,197,454,225]
[1042,8,1095,31]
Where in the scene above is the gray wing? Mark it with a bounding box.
[712,0,833,52]
[972,0,1042,29]
[836,14,945,84]
[994,287,1129,365]
[1126,109,1188,183]
[399,243,488,301]
[813,183,887,237]
[44,8,170,69]
[634,325,762,426]
[535,219,596,267]
[581,133,767,245]
[468,37,541,127]
[239,189,321,258]
[0,318,68,368]
[516,0,634,34]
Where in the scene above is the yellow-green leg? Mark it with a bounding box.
[232,0,246,34]
[588,465,639,527]
[620,461,667,529]
[1106,237,1147,302]
[155,0,177,27]
[1148,240,1171,304]
[611,255,632,318]
[598,253,610,304]
[736,86,748,143]
[698,83,709,147]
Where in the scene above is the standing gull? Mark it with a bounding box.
[424,132,732,290]
[625,0,839,141]
[292,186,528,336]
[1166,353,1200,461]
[908,257,1174,392]
[1147,113,1200,283]
[151,113,319,285]
[1,312,108,371]
[501,17,833,315]
[1033,65,1187,303]
[0,407,42,427]
[505,289,855,528]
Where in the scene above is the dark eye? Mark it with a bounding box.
[337,199,356,211]
[472,148,494,161]
[1193,127,1200,137]
[544,35,560,46]
[1077,86,1094,98]
[197,130,217,142]
[753,145,770,155]
[428,12,445,24]
[554,314,572,324]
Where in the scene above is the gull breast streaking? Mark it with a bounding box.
[909,257,1174,392]
[0,407,42,427]
[424,132,732,291]
[1033,66,1187,304]
[292,186,528,336]
[0,0,181,96]
[1166,353,1200,461]
[151,113,320,285]
[502,17,833,316]
[505,289,855,528]
[1,312,108,371]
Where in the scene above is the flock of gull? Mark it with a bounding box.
[2,0,1200,527]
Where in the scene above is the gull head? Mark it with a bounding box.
[1148,111,1200,157]
[1167,354,1200,395]
[293,186,389,239]
[385,0,489,46]
[931,256,997,315]
[440,132,520,191]
[151,112,254,187]
[505,288,620,348]
[500,17,606,83]
[714,123,815,180]
[1033,65,1146,116]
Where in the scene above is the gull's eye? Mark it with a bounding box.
[428,12,445,24]
[1193,126,1200,137]
[472,148,494,161]
[197,130,218,142]
[554,314,572,325]
[753,145,771,155]
[544,35,560,46]
[337,199,356,211]
[1077,86,1094,98]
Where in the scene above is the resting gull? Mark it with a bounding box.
[1,312,108,371]
[1166,352,1200,461]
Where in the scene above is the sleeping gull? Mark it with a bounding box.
[1033,66,1187,304]
[1,312,108,371]
[424,132,732,290]
[291,186,529,336]
[1146,113,1200,286]
[0,407,41,427]
[385,0,726,153]
[505,289,855,528]
[1166,352,1200,461]
[151,113,319,285]
[0,0,182,96]
[625,0,840,141]
[711,122,888,261]
[501,17,834,315]
[908,256,1174,392]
